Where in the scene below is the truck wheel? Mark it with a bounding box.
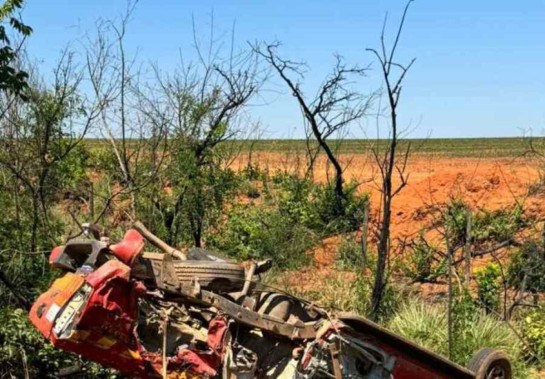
[468,348,512,379]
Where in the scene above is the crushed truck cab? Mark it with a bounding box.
[30,260,156,377]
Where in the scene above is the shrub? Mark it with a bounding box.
[521,307,545,362]
[50,141,90,193]
[273,173,320,229]
[242,162,267,182]
[312,180,369,234]
[208,204,316,269]
[210,172,369,270]
[475,263,501,314]
[271,173,369,235]
[472,205,524,243]
[404,234,446,282]
[86,146,120,178]
[444,200,524,248]
[335,236,364,270]
[507,239,545,293]
[444,199,470,247]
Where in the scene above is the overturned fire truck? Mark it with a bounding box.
[29,222,512,378]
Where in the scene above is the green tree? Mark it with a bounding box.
[0,0,32,99]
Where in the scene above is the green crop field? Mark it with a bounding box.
[84,137,544,158]
[237,137,543,157]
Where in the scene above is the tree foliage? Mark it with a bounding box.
[0,0,31,98]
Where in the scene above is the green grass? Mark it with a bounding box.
[237,137,537,157]
[84,137,541,158]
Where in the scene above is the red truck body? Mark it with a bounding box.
[28,228,507,379]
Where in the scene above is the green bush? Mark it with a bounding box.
[335,236,364,270]
[508,240,545,293]
[404,235,446,282]
[521,307,545,362]
[472,205,524,243]
[312,180,369,234]
[273,173,320,229]
[136,155,241,247]
[444,199,470,247]
[241,162,267,182]
[0,189,66,306]
[49,140,90,193]
[87,146,120,177]
[444,200,524,248]
[209,172,369,270]
[271,173,369,234]
[475,263,501,314]
[208,204,316,269]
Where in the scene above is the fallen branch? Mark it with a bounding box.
[133,221,187,260]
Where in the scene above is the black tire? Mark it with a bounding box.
[468,348,512,379]
[173,260,246,292]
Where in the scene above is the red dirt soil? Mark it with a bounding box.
[231,152,545,275]
[233,152,542,238]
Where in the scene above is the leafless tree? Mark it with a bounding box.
[257,43,372,215]
[368,0,415,319]
[84,1,162,221]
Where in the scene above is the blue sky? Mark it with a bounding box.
[22,0,545,138]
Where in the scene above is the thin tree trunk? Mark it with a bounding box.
[309,122,345,212]
[464,212,472,283]
[367,0,414,319]
[447,240,454,360]
[370,130,396,319]
[30,194,40,252]
[361,204,370,272]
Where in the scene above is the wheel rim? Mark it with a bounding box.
[487,365,507,379]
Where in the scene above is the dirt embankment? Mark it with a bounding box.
[233,152,542,237]
[231,152,544,280]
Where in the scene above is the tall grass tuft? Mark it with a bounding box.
[388,300,531,378]
[389,301,449,356]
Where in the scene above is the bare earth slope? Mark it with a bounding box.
[233,152,541,240]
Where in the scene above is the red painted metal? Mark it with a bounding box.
[30,260,155,378]
[30,251,227,378]
[338,313,475,379]
[109,229,145,266]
